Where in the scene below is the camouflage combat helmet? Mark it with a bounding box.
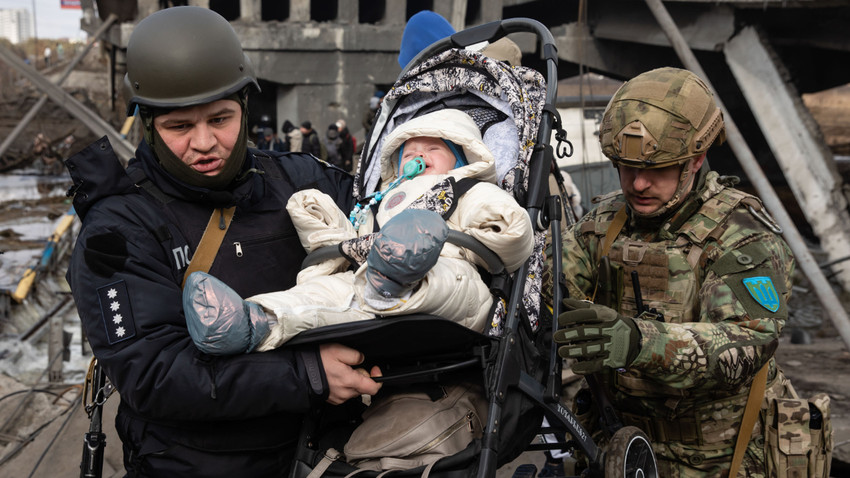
[123,6,259,116]
[599,67,726,168]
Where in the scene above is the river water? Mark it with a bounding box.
[0,170,89,385]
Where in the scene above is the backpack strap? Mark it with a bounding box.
[181,206,236,288]
[126,165,234,287]
[599,205,628,260]
[591,205,627,302]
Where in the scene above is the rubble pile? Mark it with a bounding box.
[0,44,123,173]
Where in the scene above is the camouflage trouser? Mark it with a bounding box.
[654,438,766,477]
[572,430,768,477]
[649,392,832,478]
[568,387,770,478]
[569,372,830,478]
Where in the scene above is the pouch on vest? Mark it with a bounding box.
[343,382,488,471]
[763,393,832,478]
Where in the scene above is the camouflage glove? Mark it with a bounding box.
[554,298,641,374]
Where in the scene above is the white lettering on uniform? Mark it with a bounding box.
[172,245,190,270]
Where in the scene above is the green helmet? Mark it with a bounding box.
[599,67,725,168]
[123,6,259,116]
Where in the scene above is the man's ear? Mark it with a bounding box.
[691,152,707,172]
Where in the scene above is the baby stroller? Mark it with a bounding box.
[286,18,658,478]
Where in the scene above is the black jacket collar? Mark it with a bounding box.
[132,140,262,208]
[65,137,271,220]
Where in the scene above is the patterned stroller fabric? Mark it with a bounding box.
[356,48,547,199]
[353,48,549,335]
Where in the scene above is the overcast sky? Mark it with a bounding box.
[1,0,85,40]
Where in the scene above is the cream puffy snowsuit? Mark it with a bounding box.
[247,109,534,350]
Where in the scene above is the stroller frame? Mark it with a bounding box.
[287,18,658,478]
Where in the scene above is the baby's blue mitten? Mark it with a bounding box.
[366,209,449,298]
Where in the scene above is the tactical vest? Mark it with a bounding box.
[579,175,791,450]
[585,175,768,325]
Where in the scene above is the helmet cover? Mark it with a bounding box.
[599,67,725,168]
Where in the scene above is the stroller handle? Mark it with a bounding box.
[402,17,558,98]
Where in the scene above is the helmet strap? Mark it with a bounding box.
[631,157,699,220]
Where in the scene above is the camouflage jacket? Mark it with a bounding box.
[562,170,796,473]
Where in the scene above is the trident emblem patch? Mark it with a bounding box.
[742,276,780,312]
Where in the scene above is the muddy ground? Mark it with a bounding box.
[0,52,849,475]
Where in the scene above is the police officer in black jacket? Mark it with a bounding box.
[64,7,381,477]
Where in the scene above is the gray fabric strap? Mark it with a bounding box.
[421,460,438,478]
[343,468,371,478]
[306,448,343,478]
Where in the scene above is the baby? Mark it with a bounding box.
[184,109,534,353]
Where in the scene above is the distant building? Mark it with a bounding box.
[0,9,34,44]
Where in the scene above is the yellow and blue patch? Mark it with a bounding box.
[742,276,780,312]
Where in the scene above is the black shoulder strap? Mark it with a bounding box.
[405,176,482,222]
[124,167,196,269]
[255,149,337,193]
[126,165,174,206]
[254,152,282,180]
[453,177,480,199]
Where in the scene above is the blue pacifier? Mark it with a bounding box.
[402,156,426,179]
[349,157,426,231]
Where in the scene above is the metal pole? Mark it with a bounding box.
[644,0,850,351]
[31,0,38,67]
[0,14,118,160]
[0,41,135,163]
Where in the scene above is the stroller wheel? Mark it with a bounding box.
[603,426,658,478]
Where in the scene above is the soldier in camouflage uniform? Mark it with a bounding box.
[555,67,800,476]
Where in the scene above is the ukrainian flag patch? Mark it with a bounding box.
[742,276,780,312]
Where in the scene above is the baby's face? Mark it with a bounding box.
[400,137,456,176]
